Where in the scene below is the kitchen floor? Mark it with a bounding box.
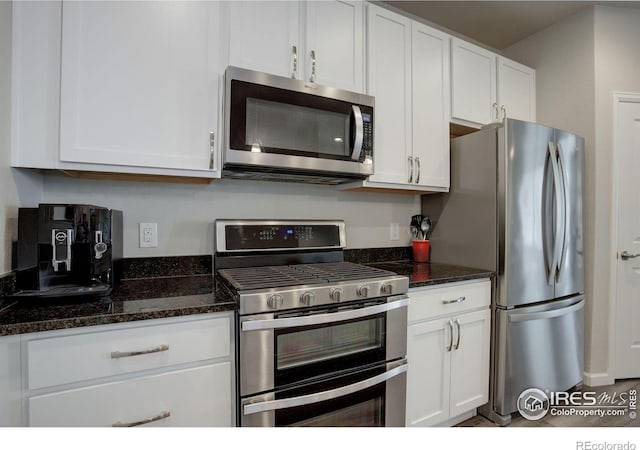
[457,379,640,427]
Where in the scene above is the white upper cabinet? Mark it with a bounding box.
[450,38,497,127]
[411,23,450,189]
[366,4,412,185]
[227,1,364,93]
[305,1,364,92]
[356,4,449,192]
[451,38,536,127]
[497,56,536,123]
[227,1,300,80]
[59,1,222,174]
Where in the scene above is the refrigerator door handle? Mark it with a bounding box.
[547,142,562,285]
[508,299,584,323]
[548,141,563,284]
[556,143,569,278]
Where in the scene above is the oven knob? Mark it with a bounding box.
[357,285,370,298]
[300,291,316,306]
[330,288,344,302]
[267,294,284,310]
[380,283,393,295]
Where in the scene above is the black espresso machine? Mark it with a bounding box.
[13,204,122,299]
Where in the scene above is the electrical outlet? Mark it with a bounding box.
[390,223,400,241]
[139,222,158,248]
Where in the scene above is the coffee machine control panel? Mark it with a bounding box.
[51,229,73,272]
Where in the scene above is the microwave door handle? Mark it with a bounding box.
[243,362,408,415]
[351,105,364,161]
[241,295,409,332]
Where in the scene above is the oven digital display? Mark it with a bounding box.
[225,224,341,250]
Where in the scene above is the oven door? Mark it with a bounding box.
[239,294,408,397]
[241,359,407,427]
[224,66,374,176]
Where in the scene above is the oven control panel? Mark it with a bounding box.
[215,220,347,252]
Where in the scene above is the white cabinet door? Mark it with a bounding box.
[0,336,22,427]
[228,1,300,79]
[59,1,221,172]
[406,317,451,427]
[497,56,536,123]
[449,309,491,418]
[305,1,364,92]
[450,38,497,127]
[366,4,412,185]
[411,23,450,189]
[29,363,232,427]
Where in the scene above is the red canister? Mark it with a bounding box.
[412,240,430,263]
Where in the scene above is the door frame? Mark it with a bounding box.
[608,91,640,383]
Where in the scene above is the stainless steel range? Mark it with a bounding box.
[214,220,409,427]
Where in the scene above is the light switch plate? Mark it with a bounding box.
[390,223,400,241]
[139,222,158,248]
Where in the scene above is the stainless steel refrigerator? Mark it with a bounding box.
[424,118,584,425]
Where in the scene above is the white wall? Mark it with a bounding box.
[0,1,43,275]
[592,5,640,382]
[40,174,420,257]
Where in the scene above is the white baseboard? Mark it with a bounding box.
[583,371,614,387]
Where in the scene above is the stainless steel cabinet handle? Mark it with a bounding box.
[408,156,414,183]
[112,411,170,427]
[492,102,499,122]
[621,251,640,260]
[291,45,298,79]
[414,157,421,184]
[446,320,454,352]
[209,131,215,170]
[454,319,461,350]
[501,105,507,121]
[111,344,169,359]
[242,296,409,332]
[243,363,408,415]
[310,49,316,82]
[442,296,465,305]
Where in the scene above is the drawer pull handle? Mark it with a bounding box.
[110,344,169,359]
[112,411,170,427]
[442,296,466,305]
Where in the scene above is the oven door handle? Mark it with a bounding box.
[243,362,409,416]
[241,296,409,332]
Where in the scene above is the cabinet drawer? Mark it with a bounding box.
[27,316,231,390]
[29,362,232,427]
[408,280,490,323]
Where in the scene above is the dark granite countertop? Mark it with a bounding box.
[0,275,236,337]
[367,261,493,288]
[0,251,492,337]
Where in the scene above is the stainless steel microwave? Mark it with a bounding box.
[223,66,374,185]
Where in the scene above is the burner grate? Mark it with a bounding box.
[218,262,396,291]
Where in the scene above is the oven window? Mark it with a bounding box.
[274,368,387,427]
[292,397,383,427]
[276,315,384,370]
[246,98,350,157]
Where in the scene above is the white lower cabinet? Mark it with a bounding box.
[0,336,22,427]
[29,363,231,427]
[406,279,491,427]
[22,312,235,427]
